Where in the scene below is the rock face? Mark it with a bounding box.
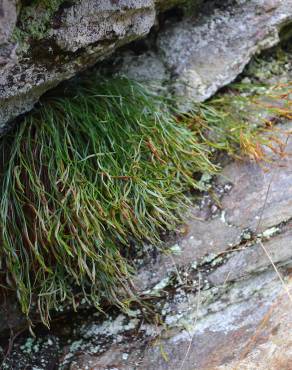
[57,124,292,370]
[0,0,18,45]
[118,0,292,103]
[0,0,184,133]
[2,114,292,368]
[1,0,292,133]
[1,1,292,368]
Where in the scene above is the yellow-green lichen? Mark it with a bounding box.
[11,0,74,52]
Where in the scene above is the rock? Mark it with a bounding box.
[117,51,170,93]
[1,334,60,370]
[0,0,18,44]
[134,210,242,292]
[219,289,292,370]
[0,296,27,336]
[51,0,156,53]
[1,0,292,132]
[0,0,186,133]
[0,0,18,69]
[208,225,292,286]
[219,121,292,233]
[133,273,292,370]
[119,0,292,104]
[58,270,292,370]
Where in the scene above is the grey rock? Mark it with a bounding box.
[0,0,18,70]
[208,225,292,286]
[2,0,292,131]
[134,212,242,292]
[219,121,292,233]
[158,0,292,102]
[51,0,156,53]
[0,0,185,133]
[61,271,292,370]
[117,51,170,92]
[0,0,18,44]
[120,0,292,104]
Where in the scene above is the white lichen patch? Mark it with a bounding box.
[169,244,182,255]
[201,253,218,264]
[82,314,139,339]
[220,210,226,223]
[198,173,213,190]
[144,277,171,295]
[261,226,280,239]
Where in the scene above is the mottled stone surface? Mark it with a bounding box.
[134,209,242,292]
[208,226,292,285]
[55,121,292,369]
[134,274,292,370]
[0,0,18,44]
[0,0,18,68]
[119,0,292,104]
[59,272,292,370]
[1,0,292,131]
[51,0,156,53]
[219,121,292,233]
[0,0,184,132]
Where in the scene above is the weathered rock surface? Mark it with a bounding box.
[1,3,292,368]
[118,0,292,104]
[0,0,185,133]
[2,114,291,368]
[0,296,26,336]
[55,122,292,370]
[0,1,18,45]
[219,124,292,233]
[1,0,292,132]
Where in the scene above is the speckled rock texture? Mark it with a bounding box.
[1,0,292,132]
[118,0,292,104]
[57,123,292,370]
[1,120,292,368]
[0,0,18,45]
[0,0,185,133]
[1,2,292,369]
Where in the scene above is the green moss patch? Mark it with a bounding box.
[12,0,71,51]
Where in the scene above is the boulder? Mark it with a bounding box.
[0,0,185,133]
[118,0,292,105]
[58,122,292,370]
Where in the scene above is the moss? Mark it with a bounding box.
[11,0,74,51]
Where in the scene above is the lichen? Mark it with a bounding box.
[261,226,280,239]
[11,0,74,53]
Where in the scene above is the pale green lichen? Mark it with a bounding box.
[11,0,73,52]
[145,277,171,295]
[245,44,292,83]
[169,244,182,255]
[261,226,280,239]
[198,172,213,190]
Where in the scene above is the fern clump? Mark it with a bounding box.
[0,78,215,324]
